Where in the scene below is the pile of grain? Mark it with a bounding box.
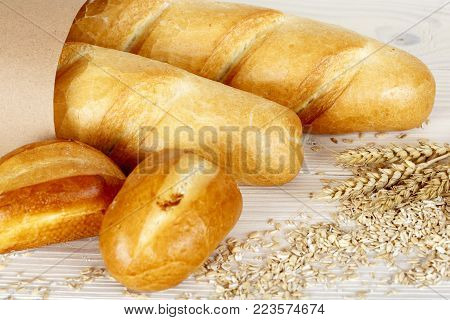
[194,141,449,299]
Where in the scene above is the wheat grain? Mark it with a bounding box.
[196,220,369,299]
[65,267,107,290]
[122,289,151,299]
[195,195,448,299]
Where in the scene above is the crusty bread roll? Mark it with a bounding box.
[100,151,242,291]
[68,0,435,133]
[0,140,125,253]
[54,43,303,186]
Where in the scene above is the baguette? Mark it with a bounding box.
[100,151,242,291]
[0,140,125,253]
[54,43,303,186]
[68,0,435,133]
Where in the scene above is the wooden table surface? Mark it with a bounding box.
[0,0,449,299]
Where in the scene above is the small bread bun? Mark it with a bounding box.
[100,151,242,291]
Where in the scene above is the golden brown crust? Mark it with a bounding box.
[308,45,436,133]
[68,0,436,133]
[100,152,242,291]
[0,140,125,253]
[68,0,171,51]
[55,43,303,186]
[199,10,284,82]
[0,139,125,194]
[135,0,282,76]
[0,175,122,253]
[229,17,435,133]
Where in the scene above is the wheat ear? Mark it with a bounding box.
[321,153,449,200]
[415,168,449,200]
[369,165,449,210]
[337,142,449,167]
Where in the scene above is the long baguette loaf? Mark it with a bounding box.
[0,140,125,253]
[55,43,303,186]
[68,0,435,134]
[100,151,242,291]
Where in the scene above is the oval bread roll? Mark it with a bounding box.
[55,43,303,186]
[0,140,125,253]
[68,0,435,133]
[100,151,242,291]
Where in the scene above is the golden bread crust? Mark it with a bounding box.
[55,43,303,185]
[0,140,125,253]
[100,152,242,291]
[68,0,435,133]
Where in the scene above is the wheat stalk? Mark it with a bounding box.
[337,141,449,167]
[321,153,449,200]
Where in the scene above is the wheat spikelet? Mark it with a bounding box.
[416,168,449,200]
[321,154,449,200]
[337,141,449,167]
[370,165,449,210]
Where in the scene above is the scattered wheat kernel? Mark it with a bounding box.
[186,142,449,299]
[248,231,262,239]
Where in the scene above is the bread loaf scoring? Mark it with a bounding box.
[99,151,242,291]
[0,140,125,253]
[68,0,435,133]
[55,43,303,186]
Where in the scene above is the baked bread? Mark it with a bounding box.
[68,0,436,133]
[0,140,125,253]
[100,151,242,291]
[55,43,303,186]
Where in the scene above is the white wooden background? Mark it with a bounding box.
[0,0,449,299]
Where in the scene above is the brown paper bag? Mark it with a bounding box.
[0,0,85,156]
